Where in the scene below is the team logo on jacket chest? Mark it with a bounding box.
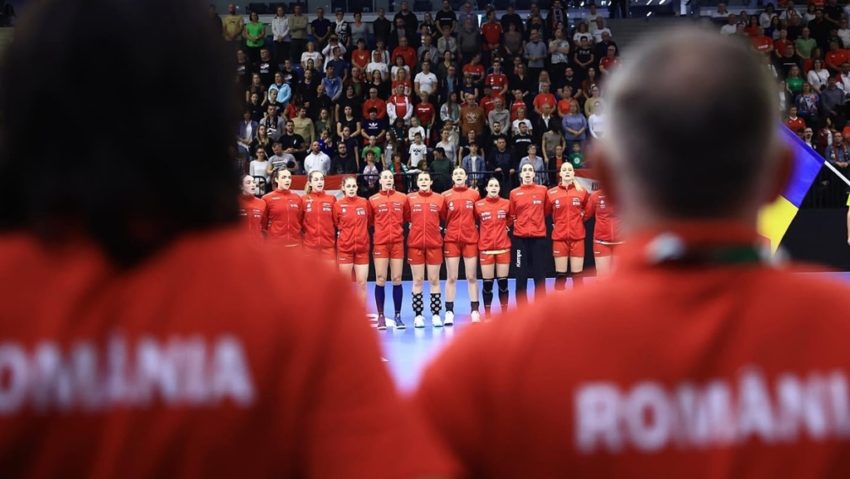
[306,201,331,213]
[572,197,582,207]
[448,200,473,211]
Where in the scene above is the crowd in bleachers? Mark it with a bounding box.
[714,0,850,205]
[220,0,615,197]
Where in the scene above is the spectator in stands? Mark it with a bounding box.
[392,36,417,71]
[461,143,484,188]
[322,65,343,102]
[573,37,596,80]
[591,18,612,44]
[826,40,850,73]
[721,14,738,36]
[584,84,605,118]
[249,148,271,185]
[795,26,817,59]
[305,141,331,175]
[533,82,557,117]
[311,7,333,50]
[363,110,389,147]
[301,42,323,73]
[437,26,459,61]
[350,12,370,47]
[280,119,307,168]
[512,107,533,136]
[243,10,266,64]
[337,104,361,139]
[785,105,807,133]
[260,104,283,142]
[222,3,244,48]
[373,8,392,45]
[391,17,414,50]
[542,121,565,167]
[481,9,502,54]
[588,104,605,139]
[786,65,805,96]
[809,9,831,52]
[292,106,316,145]
[362,134,383,161]
[251,124,273,159]
[269,141,297,171]
[367,50,389,82]
[821,76,847,128]
[238,110,257,159]
[519,145,547,186]
[824,0,844,27]
[599,45,620,76]
[562,100,588,151]
[524,29,547,86]
[288,4,308,61]
[333,141,358,174]
[440,91,461,130]
[511,121,533,159]
[458,18,481,65]
[797,82,820,125]
[270,5,290,67]
[488,97,510,137]
[388,84,413,125]
[825,131,850,168]
[249,92,264,121]
[460,92,486,137]
[808,58,830,92]
[430,147,454,192]
[318,128,335,157]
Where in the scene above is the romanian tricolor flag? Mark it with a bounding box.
[757,127,824,253]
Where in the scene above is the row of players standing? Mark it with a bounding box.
[239,163,621,328]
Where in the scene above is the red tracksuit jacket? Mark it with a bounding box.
[334,196,372,253]
[586,189,621,243]
[407,190,446,249]
[263,189,303,245]
[509,184,549,238]
[303,191,337,249]
[475,196,512,251]
[443,186,480,244]
[548,183,589,241]
[239,195,267,239]
[370,190,409,245]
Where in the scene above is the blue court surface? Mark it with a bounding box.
[376,273,850,392]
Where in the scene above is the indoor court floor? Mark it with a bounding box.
[376,273,850,392]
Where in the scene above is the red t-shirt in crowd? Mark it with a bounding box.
[462,63,486,83]
[415,101,436,126]
[391,46,417,69]
[370,189,409,245]
[363,98,388,120]
[484,72,508,97]
[548,183,589,241]
[352,48,371,70]
[509,184,549,238]
[785,116,807,134]
[479,95,496,115]
[0,229,458,478]
[475,196,512,250]
[751,35,773,53]
[334,195,372,253]
[414,221,850,479]
[443,185,480,244]
[302,191,336,249]
[481,21,502,47]
[586,189,620,243]
[826,49,850,71]
[239,194,267,239]
[407,190,446,249]
[263,189,303,246]
[533,92,557,113]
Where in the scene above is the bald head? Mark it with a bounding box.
[602,28,781,221]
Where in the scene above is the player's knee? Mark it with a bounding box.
[375,273,387,285]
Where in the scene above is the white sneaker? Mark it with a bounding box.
[414,315,425,328]
[432,314,443,327]
[470,310,481,323]
[444,310,454,326]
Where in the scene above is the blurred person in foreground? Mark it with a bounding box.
[414,28,850,478]
[0,1,455,478]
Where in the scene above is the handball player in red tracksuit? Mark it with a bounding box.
[474,177,512,318]
[407,171,447,328]
[335,176,373,304]
[263,168,303,247]
[586,187,622,276]
[509,162,551,304]
[239,174,267,240]
[548,163,590,289]
[302,170,337,262]
[442,167,481,324]
[370,170,410,330]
